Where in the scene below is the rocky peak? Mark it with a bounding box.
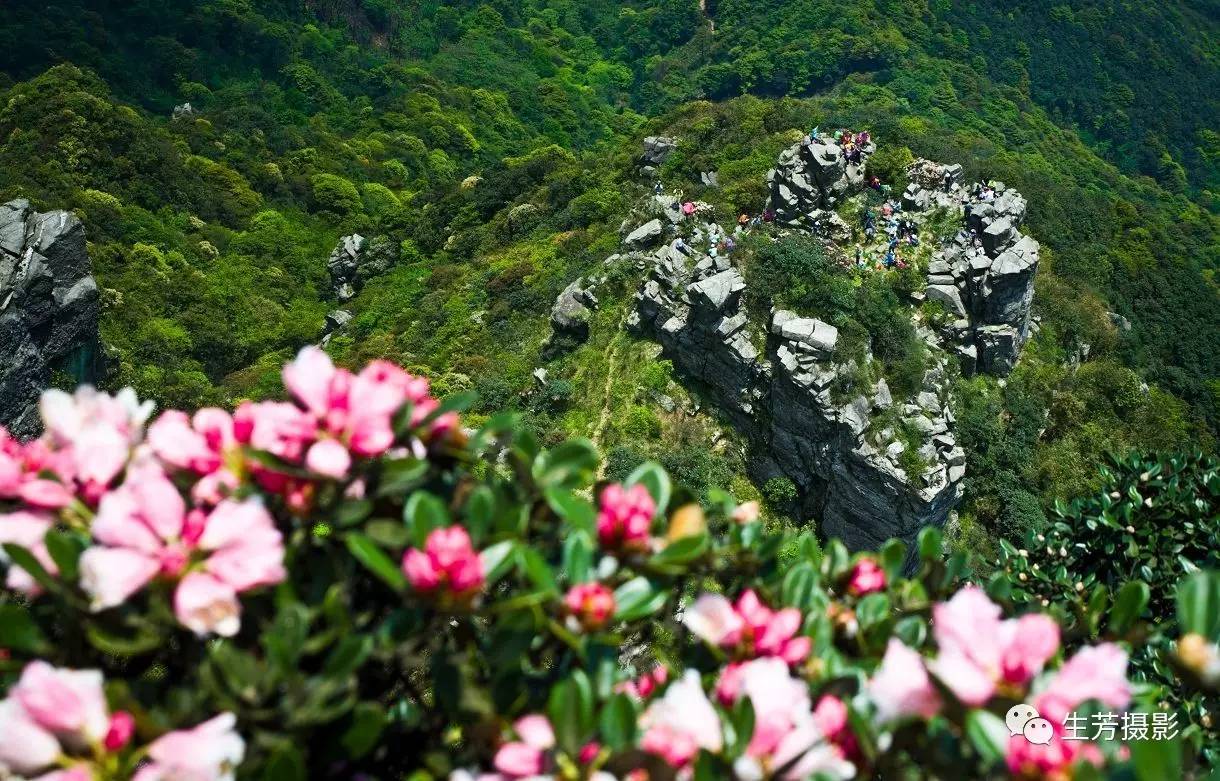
[0,199,101,436]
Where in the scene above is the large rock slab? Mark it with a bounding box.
[0,200,101,436]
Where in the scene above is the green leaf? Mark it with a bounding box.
[1108,579,1150,635]
[85,621,164,657]
[598,693,638,751]
[518,547,558,594]
[562,532,594,584]
[544,488,596,534]
[532,439,599,490]
[626,461,670,516]
[880,539,906,578]
[44,530,84,582]
[614,577,667,621]
[263,603,310,675]
[404,491,449,548]
[781,562,818,610]
[342,702,388,759]
[375,457,430,498]
[650,533,708,568]
[264,743,307,781]
[856,593,891,630]
[335,499,374,528]
[1129,734,1182,781]
[365,518,410,548]
[0,604,47,653]
[480,540,517,584]
[465,486,496,541]
[965,709,1008,765]
[2,543,59,594]
[1178,571,1220,641]
[821,539,851,580]
[548,671,594,754]
[324,634,373,679]
[918,526,943,561]
[345,533,406,592]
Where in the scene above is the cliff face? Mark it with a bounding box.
[611,136,1038,553]
[0,199,100,437]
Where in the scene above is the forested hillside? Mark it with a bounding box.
[0,0,1216,548]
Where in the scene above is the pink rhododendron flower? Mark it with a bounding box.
[0,427,74,510]
[0,661,130,777]
[402,526,486,601]
[639,670,723,767]
[1033,643,1131,725]
[37,386,154,503]
[174,572,242,637]
[564,582,616,631]
[12,661,109,746]
[131,712,245,781]
[928,586,1059,706]
[721,658,856,781]
[732,500,761,524]
[683,590,810,664]
[104,711,136,752]
[0,698,61,776]
[867,639,941,723]
[492,715,554,778]
[0,510,58,595]
[1006,720,1103,779]
[846,557,886,596]
[78,464,284,635]
[32,766,94,781]
[596,483,655,550]
[617,665,669,699]
[147,408,242,504]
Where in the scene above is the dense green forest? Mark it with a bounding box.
[0,0,1216,553]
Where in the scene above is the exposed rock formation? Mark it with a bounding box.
[765,134,875,233]
[0,199,101,436]
[641,136,677,167]
[321,309,352,345]
[550,277,600,343]
[327,234,399,301]
[630,239,963,556]
[905,160,1040,375]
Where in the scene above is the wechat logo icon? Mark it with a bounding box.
[1006,704,1054,745]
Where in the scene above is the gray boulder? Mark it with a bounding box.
[1,200,101,436]
[327,234,399,301]
[642,136,678,167]
[550,277,599,342]
[624,219,664,249]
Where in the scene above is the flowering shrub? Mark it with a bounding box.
[0,348,1203,779]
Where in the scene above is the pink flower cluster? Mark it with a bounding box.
[928,586,1060,706]
[864,584,1133,779]
[402,526,486,602]
[639,670,723,768]
[564,582,616,631]
[78,462,285,636]
[616,664,669,700]
[1007,644,1131,777]
[245,347,455,482]
[132,713,246,781]
[596,483,655,551]
[683,590,811,664]
[493,714,555,777]
[846,557,886,596]
[0,387,153,509]
[716,659,856,781]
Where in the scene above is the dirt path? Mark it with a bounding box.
[591,317,629,472]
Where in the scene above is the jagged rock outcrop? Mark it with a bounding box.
[765,133,875,232]
[641,136,677,168]
[0,199,101,436]
[320,309,352,345]
[327,234,399,301]
[631,238,963,556]
[906,160,1040,375]
[550,277,600,343]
